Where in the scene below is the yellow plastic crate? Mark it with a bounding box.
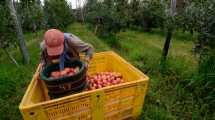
[19,51,149,120]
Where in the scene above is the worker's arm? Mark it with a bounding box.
[67,34,94,63]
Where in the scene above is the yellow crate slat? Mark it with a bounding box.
[91,90,105,120]
[19,51,149,120]
[132,81,148,118]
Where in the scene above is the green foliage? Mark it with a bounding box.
[86,0,167,35]
[17,0,44,32]
[137,0,166,31]
[179,0,215,49]
[182,1,215,112]
[194,50,215,112]
[114,0,130,29]
[0,30,42,120]
[113,28,212,119]
[0,1,17,49]
[44,0,73,30]
[85,0,129,36]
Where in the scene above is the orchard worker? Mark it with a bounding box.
[40,29,94,70]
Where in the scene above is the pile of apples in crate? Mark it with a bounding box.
[87,72,125,90]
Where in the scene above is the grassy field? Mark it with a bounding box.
[0,23,212,120]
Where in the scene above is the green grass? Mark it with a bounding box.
[0,30,43,120]
[0,23,213,120]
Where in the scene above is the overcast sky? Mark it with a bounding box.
[40,0,86,9]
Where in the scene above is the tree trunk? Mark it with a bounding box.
[3,48,19,67]
[171,0,177,15]
[81,7,85,24]
[78,0,85,23]
[82,0,87,24]
[8,0,30,64]
[162,28,173,60]
[94,25,98,34]
[161,0,176,60]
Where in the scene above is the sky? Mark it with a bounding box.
[40,0,86,9]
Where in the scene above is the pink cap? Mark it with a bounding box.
[44,29,64,56]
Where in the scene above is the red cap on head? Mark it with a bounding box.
[44,29,64,56]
